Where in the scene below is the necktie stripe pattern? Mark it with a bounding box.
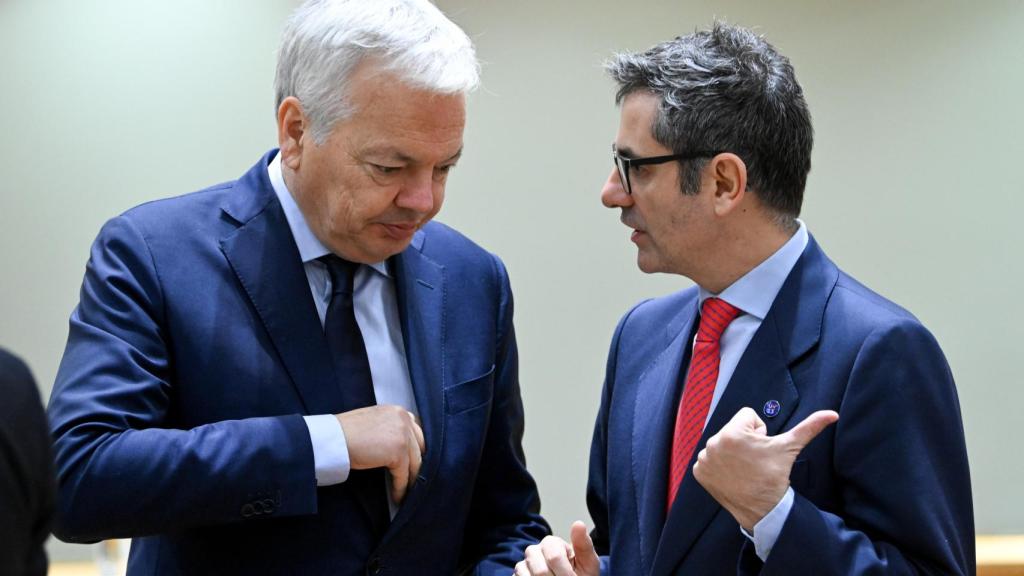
[667,297,742,514]
[700,303,733,335]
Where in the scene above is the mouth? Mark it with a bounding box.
[379,221,420,240]
[621,217,645,242]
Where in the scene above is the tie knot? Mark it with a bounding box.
[697,297,742,342]
[319,255,359,296]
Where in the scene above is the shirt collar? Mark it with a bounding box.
[698,220,809,320]
[268,151,390,278]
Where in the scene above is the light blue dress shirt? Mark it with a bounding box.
[267,153,419,505]
[692,221,808,561]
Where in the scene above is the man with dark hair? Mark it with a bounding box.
[48,1,548,573]
[516,23,973,575]
[0,348,55,576]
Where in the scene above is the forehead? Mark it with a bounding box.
[337,63,466,160]
[616,91,665,154]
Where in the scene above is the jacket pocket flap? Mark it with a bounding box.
[444,365,496,415]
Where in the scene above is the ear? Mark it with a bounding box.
[277,96,308,171]
[707,153,747,217]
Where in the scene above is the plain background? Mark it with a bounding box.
[1,0,1020,562]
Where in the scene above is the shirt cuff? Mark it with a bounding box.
[303,414,351,486]
[740,487,794,561]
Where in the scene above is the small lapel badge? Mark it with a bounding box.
[763,400,781,418]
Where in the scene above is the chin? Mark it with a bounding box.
[636,255,660,274]
[367,238,415,262]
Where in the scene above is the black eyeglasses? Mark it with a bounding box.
[613,145,721,195]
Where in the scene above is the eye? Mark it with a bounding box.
[370,163,402,175]
[433,163,456,181]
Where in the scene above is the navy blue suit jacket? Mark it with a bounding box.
[587,237,974,575]
[0,349,55,576]
[49,151,549,575]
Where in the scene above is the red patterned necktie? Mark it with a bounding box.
[667,297,743,513]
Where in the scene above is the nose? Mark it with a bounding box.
[601,167,632,209]
[396,170,437,214]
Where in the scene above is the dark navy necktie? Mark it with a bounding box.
[319,255,390,539]
[320,255,376,411]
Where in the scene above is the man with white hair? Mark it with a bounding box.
[48,1,550,573]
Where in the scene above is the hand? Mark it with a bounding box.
[692,407,838,532]
[515,521,600,576]
[336,405,425,504]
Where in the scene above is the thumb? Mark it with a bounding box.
[569,521,601,574]
[777,410,839,452]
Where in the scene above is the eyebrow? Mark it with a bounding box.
[362,146,463,165]
[612,144,637,158]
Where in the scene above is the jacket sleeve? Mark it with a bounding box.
[748,319,975,575]
[0,350,55,576]
[48,215,318,543]
[461,254,552,575]
[586,345,615,576]
[587,302,646,576]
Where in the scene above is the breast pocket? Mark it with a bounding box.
[444,365,495,415]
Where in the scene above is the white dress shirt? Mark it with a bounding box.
[691,221,808,561]
[267,153,418,506]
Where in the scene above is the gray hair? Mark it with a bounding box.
[274,0,480,143]
[606,22,813,222]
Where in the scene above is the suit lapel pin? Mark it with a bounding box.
[763,399,781,418]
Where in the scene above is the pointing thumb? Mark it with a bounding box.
[778,410,839,452]
[570,521,601,575]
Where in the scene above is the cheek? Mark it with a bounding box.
[321,194,351,234]
[318,169,367,233]
[430,185,446,216]
[649,203,689,250]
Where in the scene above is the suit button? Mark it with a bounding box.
[367,558,382,575]
[241,503,256,518]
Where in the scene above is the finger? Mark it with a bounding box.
[407,425,423,485]
[409,413,426,454]
[569,521,601,574]
[390,452,410,503]
[728,406,766,432]
[691,449,705,483]
[514,560,531,576]
[776,410,839,451]
[539,536,575,576]
[524,543,552,575]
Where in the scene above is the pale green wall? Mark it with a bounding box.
[1,0,1020,563]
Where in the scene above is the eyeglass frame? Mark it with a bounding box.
[613,145,723,195]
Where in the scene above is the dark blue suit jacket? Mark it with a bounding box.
[0,349,55,576]
[587,237,974,575]
[48,151,549,575]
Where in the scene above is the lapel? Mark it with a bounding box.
[630,295,698,575]
[379,230,446,541]
[219,151,342,414]
[218,155,451,539]
[651,237,838,576]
